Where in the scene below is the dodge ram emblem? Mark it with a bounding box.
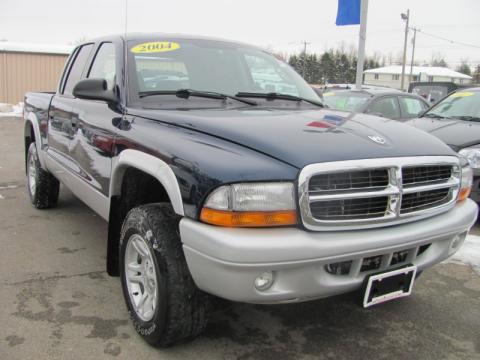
[368,135,386,144]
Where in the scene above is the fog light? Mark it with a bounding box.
[254,271,274,291]
[325,261,352,275]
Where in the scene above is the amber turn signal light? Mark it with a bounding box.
[200,208,297,227]
[458,186,472,202]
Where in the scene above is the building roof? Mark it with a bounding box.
[364,65,472,79]
[0,41,73,55]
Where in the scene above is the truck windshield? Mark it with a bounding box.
[127,38,320,107]
[322,91,371,112]
[424,90,480,121]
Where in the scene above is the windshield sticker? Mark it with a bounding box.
[323,92,335,96]
[131,42,180,54]
[450,91,474,98]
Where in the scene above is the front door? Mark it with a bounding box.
[69,42,119,197]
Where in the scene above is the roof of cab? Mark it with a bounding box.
[83,33,258,50]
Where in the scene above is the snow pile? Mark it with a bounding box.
[447,234,480,275]
[0,103,23,117]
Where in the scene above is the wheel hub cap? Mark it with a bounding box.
[124,234,158,321]
[28,154,37,196]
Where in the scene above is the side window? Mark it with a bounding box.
[367,97,401,119]
[63,44,94,96]
[399,97,428,118]
[88,43,117,89]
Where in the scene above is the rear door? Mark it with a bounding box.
[68,42,121,196]
[398,96,429,120]
[48,43,94,168]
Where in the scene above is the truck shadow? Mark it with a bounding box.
[200,284,457,360]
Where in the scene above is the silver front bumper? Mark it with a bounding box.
[180,199,478,304]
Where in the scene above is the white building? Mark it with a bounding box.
[364,65,473,90]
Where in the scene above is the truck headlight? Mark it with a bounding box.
[200,182,297,227]
[459,147,480,169]
[458,163,473,202]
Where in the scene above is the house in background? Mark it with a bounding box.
[364,65,473,90]
[0,42,72,104]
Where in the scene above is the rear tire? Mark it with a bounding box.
[119,203,211,347]
[27,142,59,208]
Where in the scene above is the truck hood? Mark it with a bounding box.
[131,107,456,168]
[407,117,480,151]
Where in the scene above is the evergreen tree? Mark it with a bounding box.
[456,60,471,76]
[473,65,480,84]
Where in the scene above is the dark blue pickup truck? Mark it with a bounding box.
[24,34,477,346]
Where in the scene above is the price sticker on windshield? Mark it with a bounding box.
[450,91,474,98]
[131,41,180,53]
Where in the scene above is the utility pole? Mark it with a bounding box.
[301,41,310,79]
[409,27,417,87]
[355,0,369,90]
[400,9,410,91]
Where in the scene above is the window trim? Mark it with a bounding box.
[60,42,95,98]
[58,47,79,95]
[86,41,116,82]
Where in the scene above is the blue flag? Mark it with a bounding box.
[336,0,361,26]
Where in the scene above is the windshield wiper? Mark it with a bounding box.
[422,113,447,119]
[235,92,324,107]
[451,115,480,122]
[139,89,257,106]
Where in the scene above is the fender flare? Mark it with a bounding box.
[24,111,47,169]
[110,149,185,216]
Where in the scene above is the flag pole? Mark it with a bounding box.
[355,0,368,90]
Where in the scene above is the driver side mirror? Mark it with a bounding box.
[73,78,117,104]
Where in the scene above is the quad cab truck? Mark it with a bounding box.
[24,34,478,347]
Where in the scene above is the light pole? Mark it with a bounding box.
[400,10,410,91]
[301,40,310,79]
[355,0,369,90]
[409,27,417,86]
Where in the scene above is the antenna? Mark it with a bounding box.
[123,0,129,112]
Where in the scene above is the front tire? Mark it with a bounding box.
[26,142,59,208]
[119,204,211,347]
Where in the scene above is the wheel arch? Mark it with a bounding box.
[110,149,184,216]
[24,112,46,169]
[107,149,185,276]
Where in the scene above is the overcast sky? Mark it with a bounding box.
[1,0,479,68]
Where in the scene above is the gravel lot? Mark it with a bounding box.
[1,117,479,360]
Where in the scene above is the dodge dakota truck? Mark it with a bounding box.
[24,34,478,347]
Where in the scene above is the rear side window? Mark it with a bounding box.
[88,43,117,89]
[367,97,400,119]
[399,97,428,118]
[63,44,94,96]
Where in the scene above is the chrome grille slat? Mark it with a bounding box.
[298,156,461,231]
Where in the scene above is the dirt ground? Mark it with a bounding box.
[1,117,479,360]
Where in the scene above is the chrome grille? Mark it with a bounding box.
[299,156,461,231]
[403,165,452,186]
[401,188,451,214]
[310,196,389,220]
[309,169,389,193]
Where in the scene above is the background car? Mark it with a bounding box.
[407,87,480,201]
[408,81,472,105]
[322,88,430,121]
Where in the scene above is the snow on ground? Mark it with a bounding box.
[446,234,480,275]
[0,103,23,117]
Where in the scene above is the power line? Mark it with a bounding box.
[414,28,480,49]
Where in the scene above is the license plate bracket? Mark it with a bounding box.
[363,265,417,308]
